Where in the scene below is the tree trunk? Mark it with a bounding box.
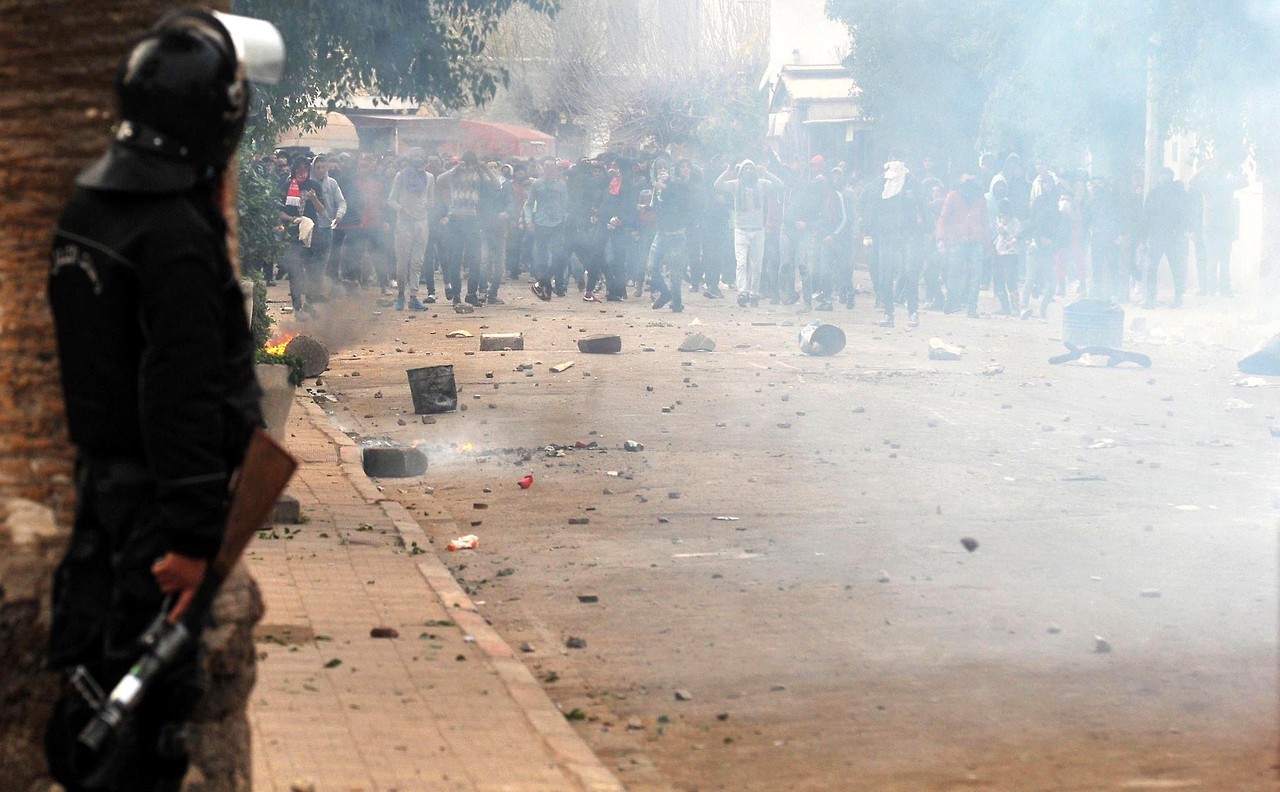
[0,3,226,788]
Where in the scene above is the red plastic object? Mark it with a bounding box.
[518,475,533,489]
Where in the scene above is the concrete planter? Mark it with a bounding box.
[255,362,295,443]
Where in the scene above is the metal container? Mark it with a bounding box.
[1062,299,1124,348]
[406,364,457,414]
[798,322,846,356]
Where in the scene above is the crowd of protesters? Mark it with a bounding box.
[252,144,1240,327]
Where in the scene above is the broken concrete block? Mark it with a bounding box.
[679,333,716,353]
[550,361,575,373]
[362,446,428,478]
[577,334,622,354]
[928,338,964,360]
[480,332,524,351]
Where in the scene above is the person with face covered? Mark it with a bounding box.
[714,158,783,307]
[936,173,989,317]
[386,147,436,311]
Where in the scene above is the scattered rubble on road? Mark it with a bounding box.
[679,333,716,352]
[928,338,964,360]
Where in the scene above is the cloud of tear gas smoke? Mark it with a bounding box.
[277,292,366,354]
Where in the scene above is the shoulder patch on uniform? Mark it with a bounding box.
[51,242,104,295]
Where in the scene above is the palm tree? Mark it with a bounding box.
[0,3,226,787]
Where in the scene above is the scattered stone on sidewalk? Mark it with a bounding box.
[624,440,645,451]
[777,423,791,429]
[565,636,587,649]
[577,334,623,354]
[1139,589,1162,598]
[481,332,524,351]
[290,780,316,792]
[852,406,866,413]
[877,571,891,583]
[396,418,407,426]
[362,446,428,478]
[550,360,575,373]
[473,502,488,510]
[421,415,435,424]
[1089,438,1116,449]
[373,391,383,399]
[568,517,590,525]
[454,302,475,314]
[674,689,694,701]
[626,717,645,730]
[983,363,1004,376]
[960,537,979,552]
[577,593,599,603]
[713,516,739,521]
[272,494,301,525]
[445,329,473,338]
[1047,624,1062,634]
[1269,426,1280,438]
[1094,636,1112,653]
[519,641,535,653]
[668,491,681,499]
[928,338,964,361]
[370,627,400,639]
[679,333,716,353]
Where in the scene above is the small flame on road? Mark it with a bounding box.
[263,332,298,356]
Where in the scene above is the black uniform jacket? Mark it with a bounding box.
[48,163,263,560]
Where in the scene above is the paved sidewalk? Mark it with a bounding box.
[246,397,624,792]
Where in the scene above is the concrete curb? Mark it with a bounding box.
[299,397,625,792]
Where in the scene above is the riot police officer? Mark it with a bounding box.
[44,10,282,791]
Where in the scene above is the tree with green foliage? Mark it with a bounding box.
[826,0,1278,176]
[229,0,560,147]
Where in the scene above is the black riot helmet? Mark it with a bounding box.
[119,10,246,173]
[78,9,284,193]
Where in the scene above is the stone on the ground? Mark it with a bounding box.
[679,333,716,353]
[370,627,400,638]
[480,332,524,351]
[550,360,575,373]
[284,335,329,378]
[577,334,623,354]
[362,446,428,478]
[928,338,963,361]
[960,537,979,552]
[272,494,301,525]
[674,689,694,701]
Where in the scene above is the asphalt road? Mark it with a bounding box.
[275,278,1278,791]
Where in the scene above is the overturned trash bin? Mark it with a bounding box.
[363,445,428,478]
[1238,333,1280,376]
[1062,299,1124,348]
[407,364,458,414]
[798,322,846,356]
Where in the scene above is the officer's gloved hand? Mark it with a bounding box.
[152,553,208,623]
